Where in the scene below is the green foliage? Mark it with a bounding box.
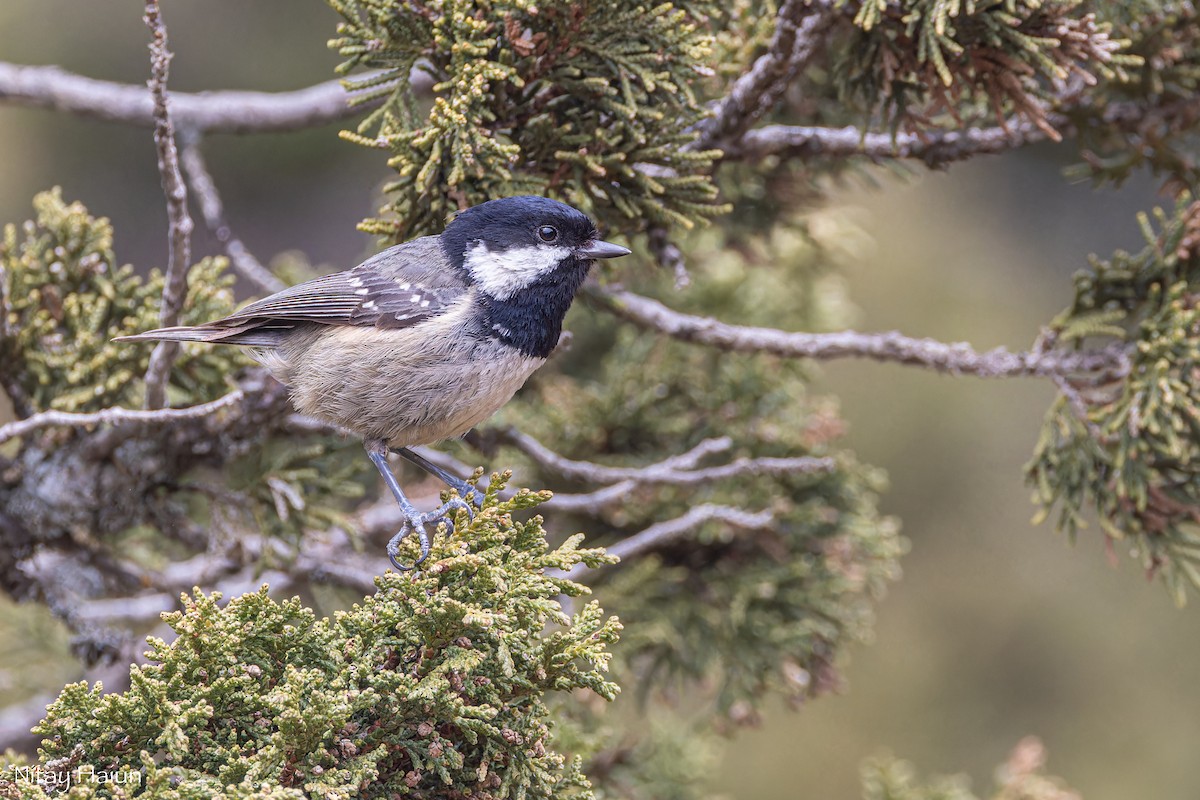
[1028,195,1200,604]
[833,0,1137,135]
[27,481,620,800]
[327,0,726,240]
[0,189,243,413]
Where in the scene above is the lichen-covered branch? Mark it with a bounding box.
[0,61,390,133]
[0,389,244,446]
[727,120,1043,165]
[590,286,1126,379]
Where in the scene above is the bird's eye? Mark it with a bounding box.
[537,225,559,243]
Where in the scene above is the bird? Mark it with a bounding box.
[116,195,631,569]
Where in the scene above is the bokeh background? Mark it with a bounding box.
[0,3,1195,798]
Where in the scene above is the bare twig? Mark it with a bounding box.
[358,434,822,528]
[493,429,734,483]
[609,504,776,561]
[689,0,837,151]
[179,133,287,294]
[547,450,835,512]
[141,1,195,410]
[564,504,776,579]
[0,390,244,446]
[590,286,1125,378]
[0,61,397,134]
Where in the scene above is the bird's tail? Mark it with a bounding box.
[113,325,224,344]
[113,323,284,347]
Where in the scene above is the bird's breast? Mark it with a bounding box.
[279,312,545,446]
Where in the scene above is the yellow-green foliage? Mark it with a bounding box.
[1028,196,1200,604]
[0,189,243,412]
[28,480,621,800]
[327,0,727,240]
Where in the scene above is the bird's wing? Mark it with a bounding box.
[114,238,468,346]
[220,237,467,330]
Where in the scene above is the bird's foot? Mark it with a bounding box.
[386,495,475,571]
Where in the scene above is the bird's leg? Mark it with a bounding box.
[364,439,473,571]
[392,447,483,509]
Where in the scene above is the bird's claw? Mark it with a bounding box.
[386,495,475,571]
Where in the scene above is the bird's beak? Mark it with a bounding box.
[576,239,631,259]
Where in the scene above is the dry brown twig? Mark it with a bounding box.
[141,0,195,410]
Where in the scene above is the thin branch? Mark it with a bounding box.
[492,428,733,483]
[0,61,396,134]
[564,504,776,579]
[689,0,837,151]
[547,451,835,512]
[589,286,1126,378]
[358,434,822,529]
[142,1,195,410]
[0,390,244,446]
[727,121,1042,166]
[179,133,288,294]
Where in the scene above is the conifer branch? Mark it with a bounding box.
[590,287,1128,379]
[0,61,395,133]
[179,133,287,294]
[142,0,194,410]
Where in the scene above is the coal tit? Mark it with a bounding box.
[118,196,630,568]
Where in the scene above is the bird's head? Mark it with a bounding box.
[441,196,630,300]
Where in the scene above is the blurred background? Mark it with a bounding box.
[0,3,1195,798]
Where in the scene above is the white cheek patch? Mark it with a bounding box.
[465,242,567,299]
